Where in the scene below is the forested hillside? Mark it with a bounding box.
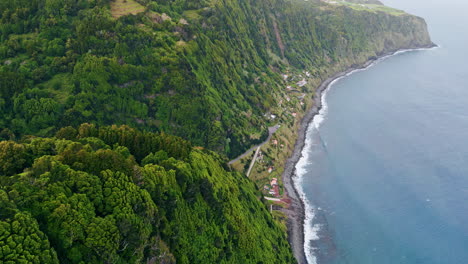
[0,124,295,263]
[0,0,433,158]
[0,0,434,263]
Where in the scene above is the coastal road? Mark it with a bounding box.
[228,124,280,165]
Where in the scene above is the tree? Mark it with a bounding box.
[142,150,169,165]
[0,141,28,176]
[84,216,120,263]
[55,126,78,140]
[0,190,59,264]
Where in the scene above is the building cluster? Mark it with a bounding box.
[264,177,280,197]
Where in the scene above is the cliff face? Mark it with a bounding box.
[249,1,434,71]
[0,0,433,160]
[191,0,434,156]
[376,14,434,51]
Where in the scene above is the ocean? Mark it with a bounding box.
[297,0,468,263]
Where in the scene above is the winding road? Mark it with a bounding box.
[228,124,280,165]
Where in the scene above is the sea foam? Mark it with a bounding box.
[294,46,438,264]
[295,73,335,264]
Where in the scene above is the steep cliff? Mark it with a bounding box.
[0,0,433,159]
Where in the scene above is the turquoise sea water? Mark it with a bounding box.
[298,0,468,263]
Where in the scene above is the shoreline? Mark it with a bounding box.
[281,43,437,264]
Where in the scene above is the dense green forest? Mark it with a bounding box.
[0,0,432,158]
[0,124,295,263]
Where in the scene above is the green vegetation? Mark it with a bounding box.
[334,1,405,15]
[0,0,433,262]
[0,124,295,263]
[0,0,432,159]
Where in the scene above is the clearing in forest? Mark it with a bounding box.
[110,0,146,18]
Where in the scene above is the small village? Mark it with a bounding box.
[230,68,317,204]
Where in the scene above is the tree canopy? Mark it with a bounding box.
[0,124,295,263]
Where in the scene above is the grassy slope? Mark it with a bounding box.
[110,0,146,18]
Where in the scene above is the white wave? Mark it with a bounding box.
[294,110,324,264]
[294,46,437,264]
[294,126,318,264]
